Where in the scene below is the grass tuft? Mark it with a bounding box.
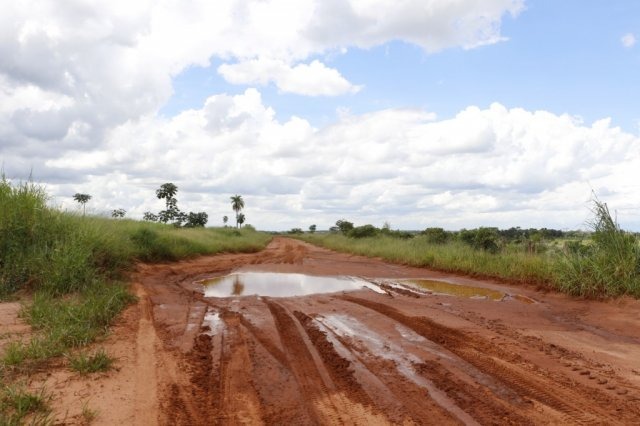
[555,199,640,297]
[0,383,51,425]
[68,349,113,374]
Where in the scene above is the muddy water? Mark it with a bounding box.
[401,279,505,300]
[202,272,385,297]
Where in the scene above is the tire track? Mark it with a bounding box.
[293,310,376,410]
[340,295,633,425]
[415,360,535,425]
[217,310,264,425]
[266,300,336,425]
[266,300,389,425]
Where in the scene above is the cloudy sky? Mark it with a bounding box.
[1,0,639,230]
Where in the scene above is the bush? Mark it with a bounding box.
[422,227,449,244]
[348,224,379,239]
[459,227,501,253]
[335,220,354,235]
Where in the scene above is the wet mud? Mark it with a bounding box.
[132,237,640,425]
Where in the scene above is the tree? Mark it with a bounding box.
[237,213,246,228]
[73,193,91,216]
[156,183,178,201]
[230,195,245,228]
[335,219,354,235]
[423,227,448,244]
[143,212,158,222]
[309,224,316,233]
[111,208,126,218]
[223,215,228,227]
[155,183,182,225]
[185,212,208,228]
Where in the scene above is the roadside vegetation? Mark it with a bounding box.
[298,201,640,298]
[0,177,270,421]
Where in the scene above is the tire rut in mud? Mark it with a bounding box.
[340,295,639,425]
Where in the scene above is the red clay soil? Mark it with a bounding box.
[21,237,640,424]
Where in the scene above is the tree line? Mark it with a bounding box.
[73,184,250,229]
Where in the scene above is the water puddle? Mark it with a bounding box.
[202,309,224,335]
[202,272,384,298]
[401,279,505,300]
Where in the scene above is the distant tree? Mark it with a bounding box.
[185,212,208,228]
[73,193,92,216]
[335,219,354,235]
[143,212,158,222]
[155,183,181,224]
[308,224,317,233]
[422,227,449,244]
[237,213,246,228]
[348,224,378,238]
[156,183,178,201]
[230,195,245,228]
[111,208,126,218]
[223,215,228,227]
[459,227,501,253]
[288,228,304,234]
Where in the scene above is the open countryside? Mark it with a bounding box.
[2,1,640,425]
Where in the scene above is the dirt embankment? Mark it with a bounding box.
[15,237,640,424]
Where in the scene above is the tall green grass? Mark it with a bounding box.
[0,178,272,370]
[299,206,640,298]
[298,234,554,286]
[554,200,640,297]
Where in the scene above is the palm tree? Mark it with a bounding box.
[237,213,246,228]
[223,215,228,227]
[230,195,244,228]
[73,193,92,216]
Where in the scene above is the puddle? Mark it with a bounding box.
[202,309,224,335]
[202,272,384,298]
[401,279,505,300]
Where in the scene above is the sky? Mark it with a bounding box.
[1,0,639,231]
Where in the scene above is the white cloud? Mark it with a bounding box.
[218,58,361,96]
[6,1,639,230]
[0,0,522,156]
[36,90,640,230]
[621,33,636,48]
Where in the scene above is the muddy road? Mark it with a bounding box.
[128,237,640,425]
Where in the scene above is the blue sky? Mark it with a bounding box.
[2,0,639,230]
[162,1,640,133]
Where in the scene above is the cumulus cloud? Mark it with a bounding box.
[0,0,522,156]
[218,58,361,96]
[37,90,640,230]
[621,33,636,48]
[5,1,638,230]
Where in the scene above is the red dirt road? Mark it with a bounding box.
[28,237,639,424]
[127,237,640,425]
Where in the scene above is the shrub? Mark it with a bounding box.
[348,224,379,239]
[459,227,501,253]
[422,227,449,244]
[335,220,354,235]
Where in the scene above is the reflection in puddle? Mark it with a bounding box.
[202,272,384,298]
[402,279,505,300]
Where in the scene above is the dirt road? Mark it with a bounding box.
[32,237,640,424]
